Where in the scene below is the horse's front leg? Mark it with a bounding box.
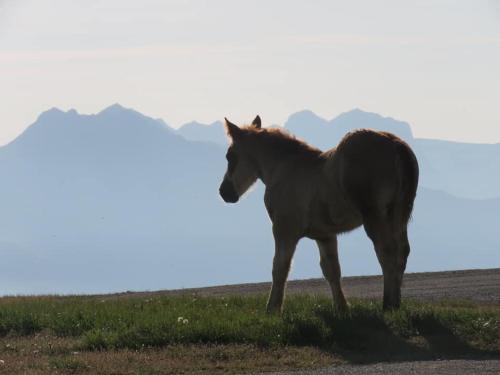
[266,231,298,314]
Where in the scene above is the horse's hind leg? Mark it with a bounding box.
[363,213,407,310]
[399,228,410,275]
[316,236,348,313]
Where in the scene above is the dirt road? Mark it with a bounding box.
[253,359,500,375]
[116,268,500,304]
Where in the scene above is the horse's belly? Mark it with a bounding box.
[304,207,363,240]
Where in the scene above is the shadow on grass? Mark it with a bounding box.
[2,293,497,367]
[310,306,500,364]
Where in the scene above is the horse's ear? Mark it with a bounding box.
[224,118,242,140]
[252,115,261,129]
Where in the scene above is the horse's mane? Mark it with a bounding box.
[243,126,323,161]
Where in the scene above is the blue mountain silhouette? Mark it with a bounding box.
[177,120,225,145]
[175,109,500,200]
[286,108,414,147]
[0,105,498,294]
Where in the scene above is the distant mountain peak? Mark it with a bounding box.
[45,107,64,115]
[177,120,225,144]
[334,108,411,128]
[98,103,131,115]
[39,107,64,117]
[336,108,389,119]
[349,107,365,113]
[181,120,222,129]
[286,110,328,128]
[3,104,181,152]
[292,109,318,116]
[288,109,326,120]
[282,108,415,150]
[95,104,174,132]
[36,107,78,123]
[182,120,206,128]
[336,108,391,120]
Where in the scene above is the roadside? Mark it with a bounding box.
[251,359,500,375]
[108,268,500,304]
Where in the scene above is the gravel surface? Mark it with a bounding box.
[252,359,500,375]
[111,268,500,305]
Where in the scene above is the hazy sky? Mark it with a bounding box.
[1,0,499,145]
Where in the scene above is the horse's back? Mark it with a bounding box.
[330,129,419,223]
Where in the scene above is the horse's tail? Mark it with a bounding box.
[396,141,419,224]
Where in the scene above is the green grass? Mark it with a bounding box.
[49,357,90,372]
[0,294,498,359]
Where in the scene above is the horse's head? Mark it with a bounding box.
[219,115,261,203]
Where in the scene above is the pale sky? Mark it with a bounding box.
[1,0,499,145]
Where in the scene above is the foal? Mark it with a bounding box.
[219,116,419,312]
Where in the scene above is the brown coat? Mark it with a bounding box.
[220,116,419,312]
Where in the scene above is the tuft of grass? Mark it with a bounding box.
[0,294,498,359]
[49,357,90,373]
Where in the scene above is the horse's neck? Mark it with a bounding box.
[256,152,322,189]
[253,153,280,187]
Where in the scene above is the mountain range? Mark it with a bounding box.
[178,108,500,200]
[0,104,498,295]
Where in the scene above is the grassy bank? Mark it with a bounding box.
[0,294,498,373]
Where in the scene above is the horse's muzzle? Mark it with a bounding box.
[219,179,239,203]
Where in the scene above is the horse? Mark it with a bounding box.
[219,115,419,312]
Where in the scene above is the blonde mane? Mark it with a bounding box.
[242,126,323,161]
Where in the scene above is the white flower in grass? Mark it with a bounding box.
[183,319,189,324]
[177,316,184,323]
